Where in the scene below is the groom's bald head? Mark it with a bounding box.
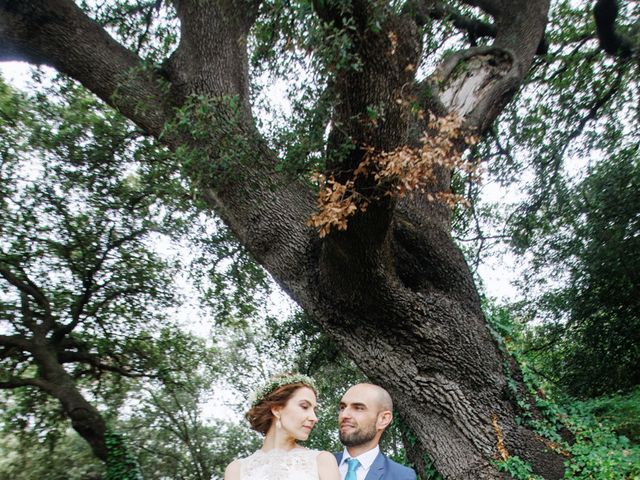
[363,383,393,411]
[341,383,393,412]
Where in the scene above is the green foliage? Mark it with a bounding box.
[485,302,640,480]
[509,148,640,397]
[0,75,180,380]
[190,224,270,327]
[584,388,640,444]
[562,396,640,479]
[167,93,255,193]
[105,430,143,480]
[126,394,259,480]
[251,0,367,77]
[0,428,103,480]
[495,456,544,480]
[80,0,179,63]
[0,71,270,477]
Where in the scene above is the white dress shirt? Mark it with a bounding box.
[338,446,380,480]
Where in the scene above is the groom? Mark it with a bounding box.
[335,383,417,480]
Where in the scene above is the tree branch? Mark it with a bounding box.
[459,0,503,18]
[0,0,173,136]
[550,66,625,165]
[593,0,639,60]
[0,334,33,350]
[454,233,509,243]
[0,376,50,390]
[419,0,549,133]
[54,227,149,341]
[134,1,158,55]
[406,0,497,38]
[495,1,550,64]
[59,351,150,378]
[0,263,52,318]
[19,292,38,331]
[406,0,549,54]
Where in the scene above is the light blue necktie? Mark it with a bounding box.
[345,458,360,480]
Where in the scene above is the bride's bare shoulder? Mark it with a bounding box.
[316,451,340,480]
[224,459,241,480]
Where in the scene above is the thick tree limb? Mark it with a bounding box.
[406,0,497,38]
[594,0,638,60]
[405,0,549,54]
[420,0,549,133]
[0,334,33,350]
[425,45,521,131]
[0,376,50,390]
[167,0,258,110]
[492,0,550,71]
[0,0,172,135]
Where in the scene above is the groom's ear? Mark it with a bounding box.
[376,410,392,431]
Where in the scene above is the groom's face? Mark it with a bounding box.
[338,385,383,447]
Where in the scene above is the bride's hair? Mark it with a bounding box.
[245,382,317,435]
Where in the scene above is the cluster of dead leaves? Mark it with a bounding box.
[308,113,480,237]
[307,174,368,238]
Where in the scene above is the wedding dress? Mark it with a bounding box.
[239,447,321,480]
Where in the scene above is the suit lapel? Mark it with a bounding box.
[364,452,385,480]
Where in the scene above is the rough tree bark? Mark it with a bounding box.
[0,0,585,478]
[0,310,109,460]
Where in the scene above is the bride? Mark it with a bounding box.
[224,373,340,480]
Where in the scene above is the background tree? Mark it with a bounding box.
[0,73,274,477]
[457,1,639,399]
[510,150,640,397]
[1,0,639,478]
[0,425,103,480]
[0,76,190,470]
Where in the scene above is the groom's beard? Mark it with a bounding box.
[339,422,377,447]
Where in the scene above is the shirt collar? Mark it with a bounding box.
[341,445,380,470]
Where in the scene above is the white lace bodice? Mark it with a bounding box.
[239,448,321,480]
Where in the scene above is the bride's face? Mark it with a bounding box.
[276,386,318,441]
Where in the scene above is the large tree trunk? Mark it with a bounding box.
[0,0,568,477]
[31,344,109,461]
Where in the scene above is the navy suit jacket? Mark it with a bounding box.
[335,451,417,480]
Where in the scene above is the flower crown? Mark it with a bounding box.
[248,372,316,407]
